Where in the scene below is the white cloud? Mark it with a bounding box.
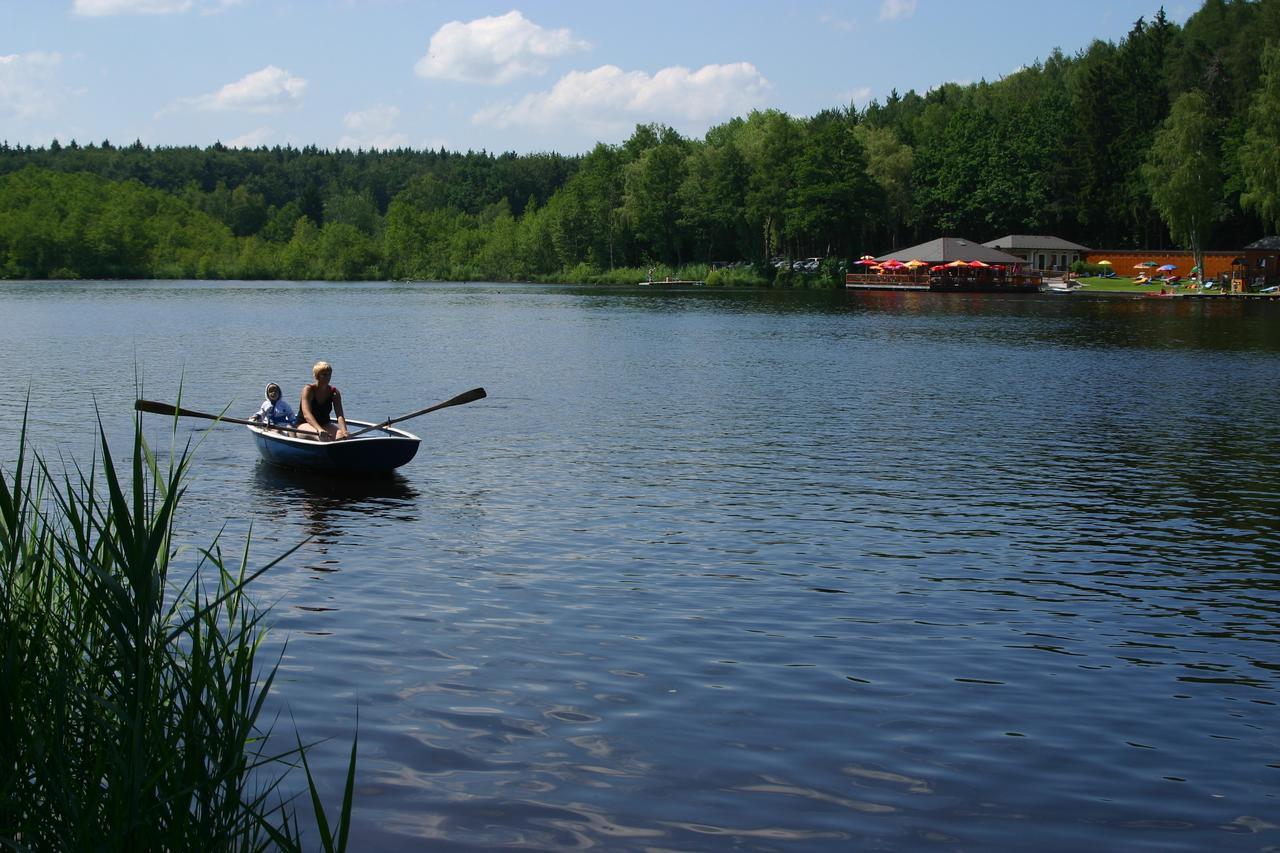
[339,104,408,150]
[343,103,399,133]
[227,126,274,148]
[879,0,917,21]
[190,65,307,112]
[473,62,771,136]
[415,10,589,85]
[840,86,874,107]
[0,52,65,119]
[72,0,193,15]
[201,0,246,15]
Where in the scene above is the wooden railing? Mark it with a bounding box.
[845,272,931,288]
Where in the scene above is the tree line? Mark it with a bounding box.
[3,0,1280,283]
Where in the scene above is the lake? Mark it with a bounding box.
[2,280,1278,850]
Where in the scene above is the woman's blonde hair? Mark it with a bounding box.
[312,361,333,379]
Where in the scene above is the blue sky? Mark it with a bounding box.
[3,0,1193,155]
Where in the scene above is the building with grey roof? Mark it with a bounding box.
[876,237,1022,265]
[982,235,1092,271]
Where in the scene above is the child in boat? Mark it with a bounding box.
[255,382,296,427]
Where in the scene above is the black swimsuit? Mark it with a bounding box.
[306,384,339,423]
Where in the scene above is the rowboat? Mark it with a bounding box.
[136,387,484,476]
[246,419,420,474]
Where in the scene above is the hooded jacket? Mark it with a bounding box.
[256,383,297,426]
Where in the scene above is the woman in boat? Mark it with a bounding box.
[296,361,350,441]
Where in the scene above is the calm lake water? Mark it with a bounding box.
[2,280,1278,850]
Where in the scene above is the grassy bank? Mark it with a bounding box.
[0,416,353,851]
[528,262,844,288]
[1073,275,1219,293]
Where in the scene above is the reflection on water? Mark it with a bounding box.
[253,460,420,504]
[251,461,419,576]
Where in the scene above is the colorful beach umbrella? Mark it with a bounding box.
[904,259,927,268]
[1098,260,1112,266]
[1157,264,1176,271]
[946,260,969,268]
[1135,261,1159,269]
[879,259,906,269]
[967,260,991,268]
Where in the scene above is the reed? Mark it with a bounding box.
[0,414,354,851]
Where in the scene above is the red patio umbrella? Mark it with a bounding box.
[879,259,906,269]
[967,260,990,268]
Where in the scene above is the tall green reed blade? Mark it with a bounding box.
[0,404,359,851]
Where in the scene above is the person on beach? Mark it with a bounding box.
[296,361,350,441]
[254,382,296,428]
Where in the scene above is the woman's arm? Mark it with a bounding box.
[332,388,349,439]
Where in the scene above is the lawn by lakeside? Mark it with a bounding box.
[1070,275,1258,295]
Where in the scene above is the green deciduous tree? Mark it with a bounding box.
[786,111,881,257]
[622,125,689,265]
[857,125,913,249]
[1239,42,1280,232]
[1144,89,1222,272]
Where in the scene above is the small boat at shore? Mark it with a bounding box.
[247,418,420,474]
[1044,280,1083,293]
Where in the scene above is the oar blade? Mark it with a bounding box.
[451,387,486,407]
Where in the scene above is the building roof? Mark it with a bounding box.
[1244,236,1280,250]
[983,234,1092,252]
[877,237,1023,265]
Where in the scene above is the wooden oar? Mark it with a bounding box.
[347,387,486,438]
[135,399,305,434]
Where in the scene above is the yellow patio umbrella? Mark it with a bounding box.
[904,259,927,268]
[1097,260,1112,265]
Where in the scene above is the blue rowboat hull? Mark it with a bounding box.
[247,419,420,474]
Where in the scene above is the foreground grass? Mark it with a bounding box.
[0,415,353,851]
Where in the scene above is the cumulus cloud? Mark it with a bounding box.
[190,66,307,112]
[227,126,275,148]
[473,62,771,135]
[0,51,65,119]
[415,10,589,84]
[879,0,917,21]
[840,86,874,107]
[73,0,193,15]
[339,104,409,150]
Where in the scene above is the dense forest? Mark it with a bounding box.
[4,0,1280,284]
